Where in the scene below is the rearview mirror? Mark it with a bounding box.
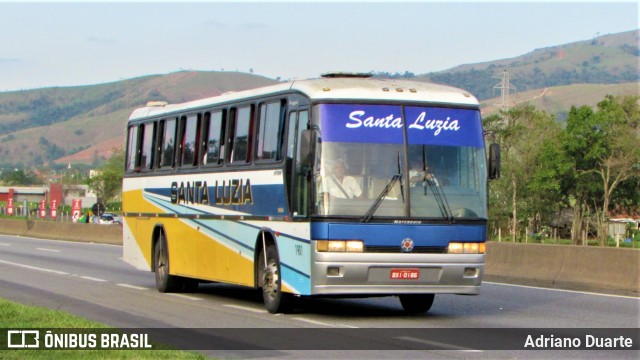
[300,129,320,169]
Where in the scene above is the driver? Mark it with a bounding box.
[325,159,363,199]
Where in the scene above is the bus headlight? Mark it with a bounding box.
[448,242,485,254]
[316,240,364,252]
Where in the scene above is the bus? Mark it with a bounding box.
[122,73,500,314]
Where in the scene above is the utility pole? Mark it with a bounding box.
[493,69,517,111]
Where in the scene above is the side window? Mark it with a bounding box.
[126,125,139,172]
[296,111,309,163]
[140,122,156,171]
[202,110,226,166]
[180,114,199,167]
[160,118,177,168]
[229,105,254,164]
[256,100,285,162]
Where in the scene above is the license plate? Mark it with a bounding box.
[390,268,420,280]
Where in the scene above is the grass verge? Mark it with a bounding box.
[0,298,207,359]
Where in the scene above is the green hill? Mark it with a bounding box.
[479,82,640,120]
[420,29,639,100]
[0,30,637,169]
[0,71,278,167]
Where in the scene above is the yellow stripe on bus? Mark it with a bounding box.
[123,189,255,287]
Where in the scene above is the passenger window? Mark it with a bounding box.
[203,110,225,166]
[180,114,199,167]
[140,122,156,170]
[126,125,139,172]
[230,106,253,164]
[256,101,285,162]
[160,118,177,168]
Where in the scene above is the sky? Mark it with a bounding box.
[0,1,637,91]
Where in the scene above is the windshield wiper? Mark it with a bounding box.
[419,147,453,221]
[362,153,404,223]
[424,174,453,221]
[362,174,401,223]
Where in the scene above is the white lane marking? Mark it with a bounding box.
[79,276,107,282]
[395,336,482,352]
[291,317,359,328]
[167,293,202,301]
[0,242,11,246]
[223,304,268,314]
[0,259,69,275]
[117,283,148,291]
[484,281,640,300]
[36,247,61,253]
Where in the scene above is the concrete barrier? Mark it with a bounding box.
[0,219,122,245]
[0,219,638,294]
[485,242,639,295]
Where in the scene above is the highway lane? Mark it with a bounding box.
[0,234,638,359]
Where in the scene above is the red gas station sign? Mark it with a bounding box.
[39,200,46,219]
[7,198,13,216]
[71,199,82,222]
[50,199,58,219]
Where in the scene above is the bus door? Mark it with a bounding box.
[285,109,310,217]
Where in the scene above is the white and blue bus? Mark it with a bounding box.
[123,73,500,313]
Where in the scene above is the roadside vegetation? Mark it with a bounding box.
[485,94,639,245]
[0,298,206,359]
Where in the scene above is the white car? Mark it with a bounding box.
[99,213,122,224]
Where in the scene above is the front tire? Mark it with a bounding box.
[259,245,292,313]
[398,294,435,314]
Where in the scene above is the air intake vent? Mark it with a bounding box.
[321,72,372,78]
[146,101,168,107]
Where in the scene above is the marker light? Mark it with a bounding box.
[316,240,364,252]
[448,242,486,254]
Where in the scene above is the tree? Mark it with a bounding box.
[584,96,640,245]
[563,95,640,245]
[486,104,563,241]
[87,148,124,203]
[1,169,40,186]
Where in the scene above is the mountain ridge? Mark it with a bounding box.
[0,30,637,169]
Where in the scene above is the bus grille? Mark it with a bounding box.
[364,246,448,254]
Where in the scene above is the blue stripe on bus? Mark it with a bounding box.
[145,190,311,244]
[281,262,311,279]
[311,222,486,247]
[142,191,312,286]
[143,193,254,251]
[145,184,288,216]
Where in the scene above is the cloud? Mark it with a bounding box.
[204,20,267,30]
[205,20,227,29]
[0,58,23,64]
[240,22,267,30]
[86,36,117,45]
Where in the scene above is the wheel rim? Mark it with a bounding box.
[263,258,279,300]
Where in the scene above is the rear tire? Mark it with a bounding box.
[398,294,435,314]
[154,233,184,293]
[259,245,293,314]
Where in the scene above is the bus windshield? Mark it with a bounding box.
[313,103,487,220]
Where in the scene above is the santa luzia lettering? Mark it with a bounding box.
[170,179,253,206]
[345,110,461,136]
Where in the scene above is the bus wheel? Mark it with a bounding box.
[259,245,292,314]
[154,233,183,293]
[398,294,435,314]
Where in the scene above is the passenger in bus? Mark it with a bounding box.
[325,159,363,199]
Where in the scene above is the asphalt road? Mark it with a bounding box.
[0,234,638,359]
